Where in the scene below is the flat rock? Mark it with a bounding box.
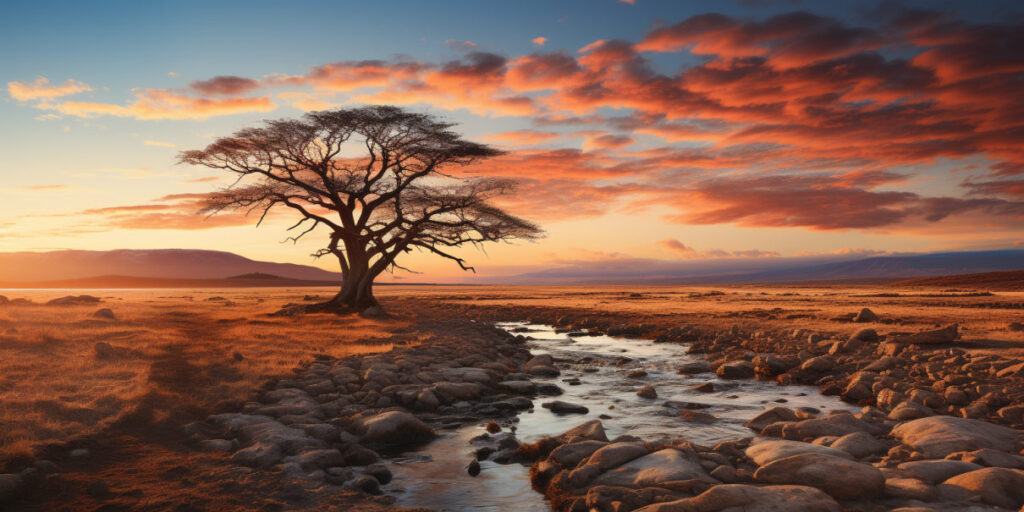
[940,467,1024,509]
[897,459,984,484]
[633,483,840,512]
[746,438,852,466]
[830,431,890,458]
[890,416,1022,459]
[593,448,716,488]
[549,440,608,468]
[746,407,798,432]
[891,324,960,345]
[542,401,589,415]
[754,453,885,500]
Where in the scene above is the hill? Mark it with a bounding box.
[893,270,1024,290]
[0,249,341,282]
[0,274,340,289]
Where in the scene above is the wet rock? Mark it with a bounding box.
[781,413,881,440]
[677,361,712,375]
[524,354,560,377]
[537,383,564,396]
[592,448,716,488]
[358,411,435,448]
[891,324,960,345]
[746,438,852,466]
[542,401,589,415]
[680,410,717,424]
[627,369,648,378]
[634,483,840,512]
[585,442,649,471]
[636,385,657,399]
[951,448,1024,469]
[467,459,480,477]
[890,416,1023,459]
[92,308,116,320]
[754,453,885,500]
[897,459,984,484]
[854,308,878,323]
[549,440,608,468]
[716,360,754,379]
[753,354,791,377]
[498,380,536,394]
[351,474,381,494]
[693,382,714,393]
[940,467,1024,509]
[365,464,391,484]
[441,367,493,383]
[745,407,798,432]
[864,356,899,372]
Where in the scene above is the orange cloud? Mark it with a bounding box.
[45,89,276,120]
[8,77,92,102]
[532,36,548,46]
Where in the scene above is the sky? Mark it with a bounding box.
[1,0,1022,282]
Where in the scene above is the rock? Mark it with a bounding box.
[92,308,116,320]
[680,410,717,424]
[781,413,880,440]
[849,328,879,343]
[897,459,984,484]
[592,448,716,488]
[800,356,834,373]
[46,295,101,306]
[525,354,560,377]
[864,356,899,372]
[885,477,936,501]
[754,453,885,500]
[854,308,878,323]
[693,382,714,393]
[753,354,791,377]
[231,442,283,468]
[952,448,1024,469]
[888,401,932,421]
[550,440,608,468]
[633,483,840,512]
[285,448,345,470]
[364,463,391,484]
[537,383,564,396]
[585,442,649,471]
[93,342,120,360]
[890,416,1023,459]
[746,407,798,432]
[556,420,608,444]
[467,459,480,477]
[746,438,852,466]
[996,362,1024,379]
[433,382,483,402]
[441,367,493,383]
[830,431,890,458]
[351,474,381,494]
[199,439,234,452]
[677,361,712,374]
[358,411,435,447]
[498,380,536,394]
[891,324,960,345]
[0,474,23,502]
[940,467,1024,509]
[542,401,589,415]
[637,385,657,399]
[716,360,754,379]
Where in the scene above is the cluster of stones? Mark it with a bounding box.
[178,323,565,498]
[525,409,1024,511]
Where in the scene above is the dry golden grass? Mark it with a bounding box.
[0,287,404,459]
[2,283,1022,462]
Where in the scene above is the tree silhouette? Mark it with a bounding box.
[180,106,542,312]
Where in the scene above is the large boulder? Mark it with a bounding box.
[897,459,984,484]
[754,453,885,500]
[940,467,1024,509]
[853,308,878,323]
[549,440,608,468]
[891,324,959,345]
[634,484,840,512]
[829,431,890,459]
[781,413,881,441]
[592,448,716,488]
[890,416,1022,459]
[716,360,754,379]
[358,411,435,447]
[745,438,852,466]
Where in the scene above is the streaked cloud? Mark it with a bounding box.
[8,77,92,102]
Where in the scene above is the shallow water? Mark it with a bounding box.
[385,322,857,511]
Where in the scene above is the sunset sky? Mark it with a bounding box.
[2,0,1022,281]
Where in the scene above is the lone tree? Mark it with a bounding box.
[180,106,542,313]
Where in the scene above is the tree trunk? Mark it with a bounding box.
[306,249,379,313]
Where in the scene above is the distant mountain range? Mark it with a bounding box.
[0,248,1022,288]
[503,250,1024,285]
[0,249,340,282]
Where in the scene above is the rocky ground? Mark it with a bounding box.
[2,287,1024,511]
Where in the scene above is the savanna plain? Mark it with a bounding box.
[2,284,1024,511]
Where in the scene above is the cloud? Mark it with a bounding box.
[8,77,92,102]
[657,238,780,259]
[43,89,276,120]
[144,140,176,148]
[656,238,697,256]
[445,39,479,50]
[532,36,548,46]
[189,75,261,95]
[77,192,257,230]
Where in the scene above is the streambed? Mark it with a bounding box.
[384,322,857,511]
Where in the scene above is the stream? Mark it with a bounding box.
[383,322,857,511]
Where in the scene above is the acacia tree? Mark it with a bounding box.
[180,106,542,312]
